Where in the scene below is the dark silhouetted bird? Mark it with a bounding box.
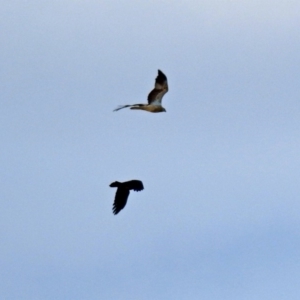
[109,180,144,215]
[113,70,169,113]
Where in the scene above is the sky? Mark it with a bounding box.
[1,0,300,299]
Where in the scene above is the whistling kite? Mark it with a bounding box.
[109,180,144,215]
[113,70,168,113]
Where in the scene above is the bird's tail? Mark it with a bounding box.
[109,181,121,188]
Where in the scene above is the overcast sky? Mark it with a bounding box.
[1,1,300,299]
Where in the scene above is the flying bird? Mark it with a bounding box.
[109,180,144,215]
[113,70,169,113]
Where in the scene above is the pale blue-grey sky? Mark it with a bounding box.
[1,1,300,299]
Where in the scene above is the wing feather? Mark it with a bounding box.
[147,70,168,104]
[123,180,144,191]
[113,187,130,215]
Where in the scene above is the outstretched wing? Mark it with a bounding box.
[123,180,144,191]
[148,70,168,105]
[113,104,147,112]
[113,105,131,112]
[113,187,130,215]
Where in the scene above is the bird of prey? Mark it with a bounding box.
[109,180,144,215]
[113,70,169,113]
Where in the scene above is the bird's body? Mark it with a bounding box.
[113,70,169,113]
[109,180,144,215]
